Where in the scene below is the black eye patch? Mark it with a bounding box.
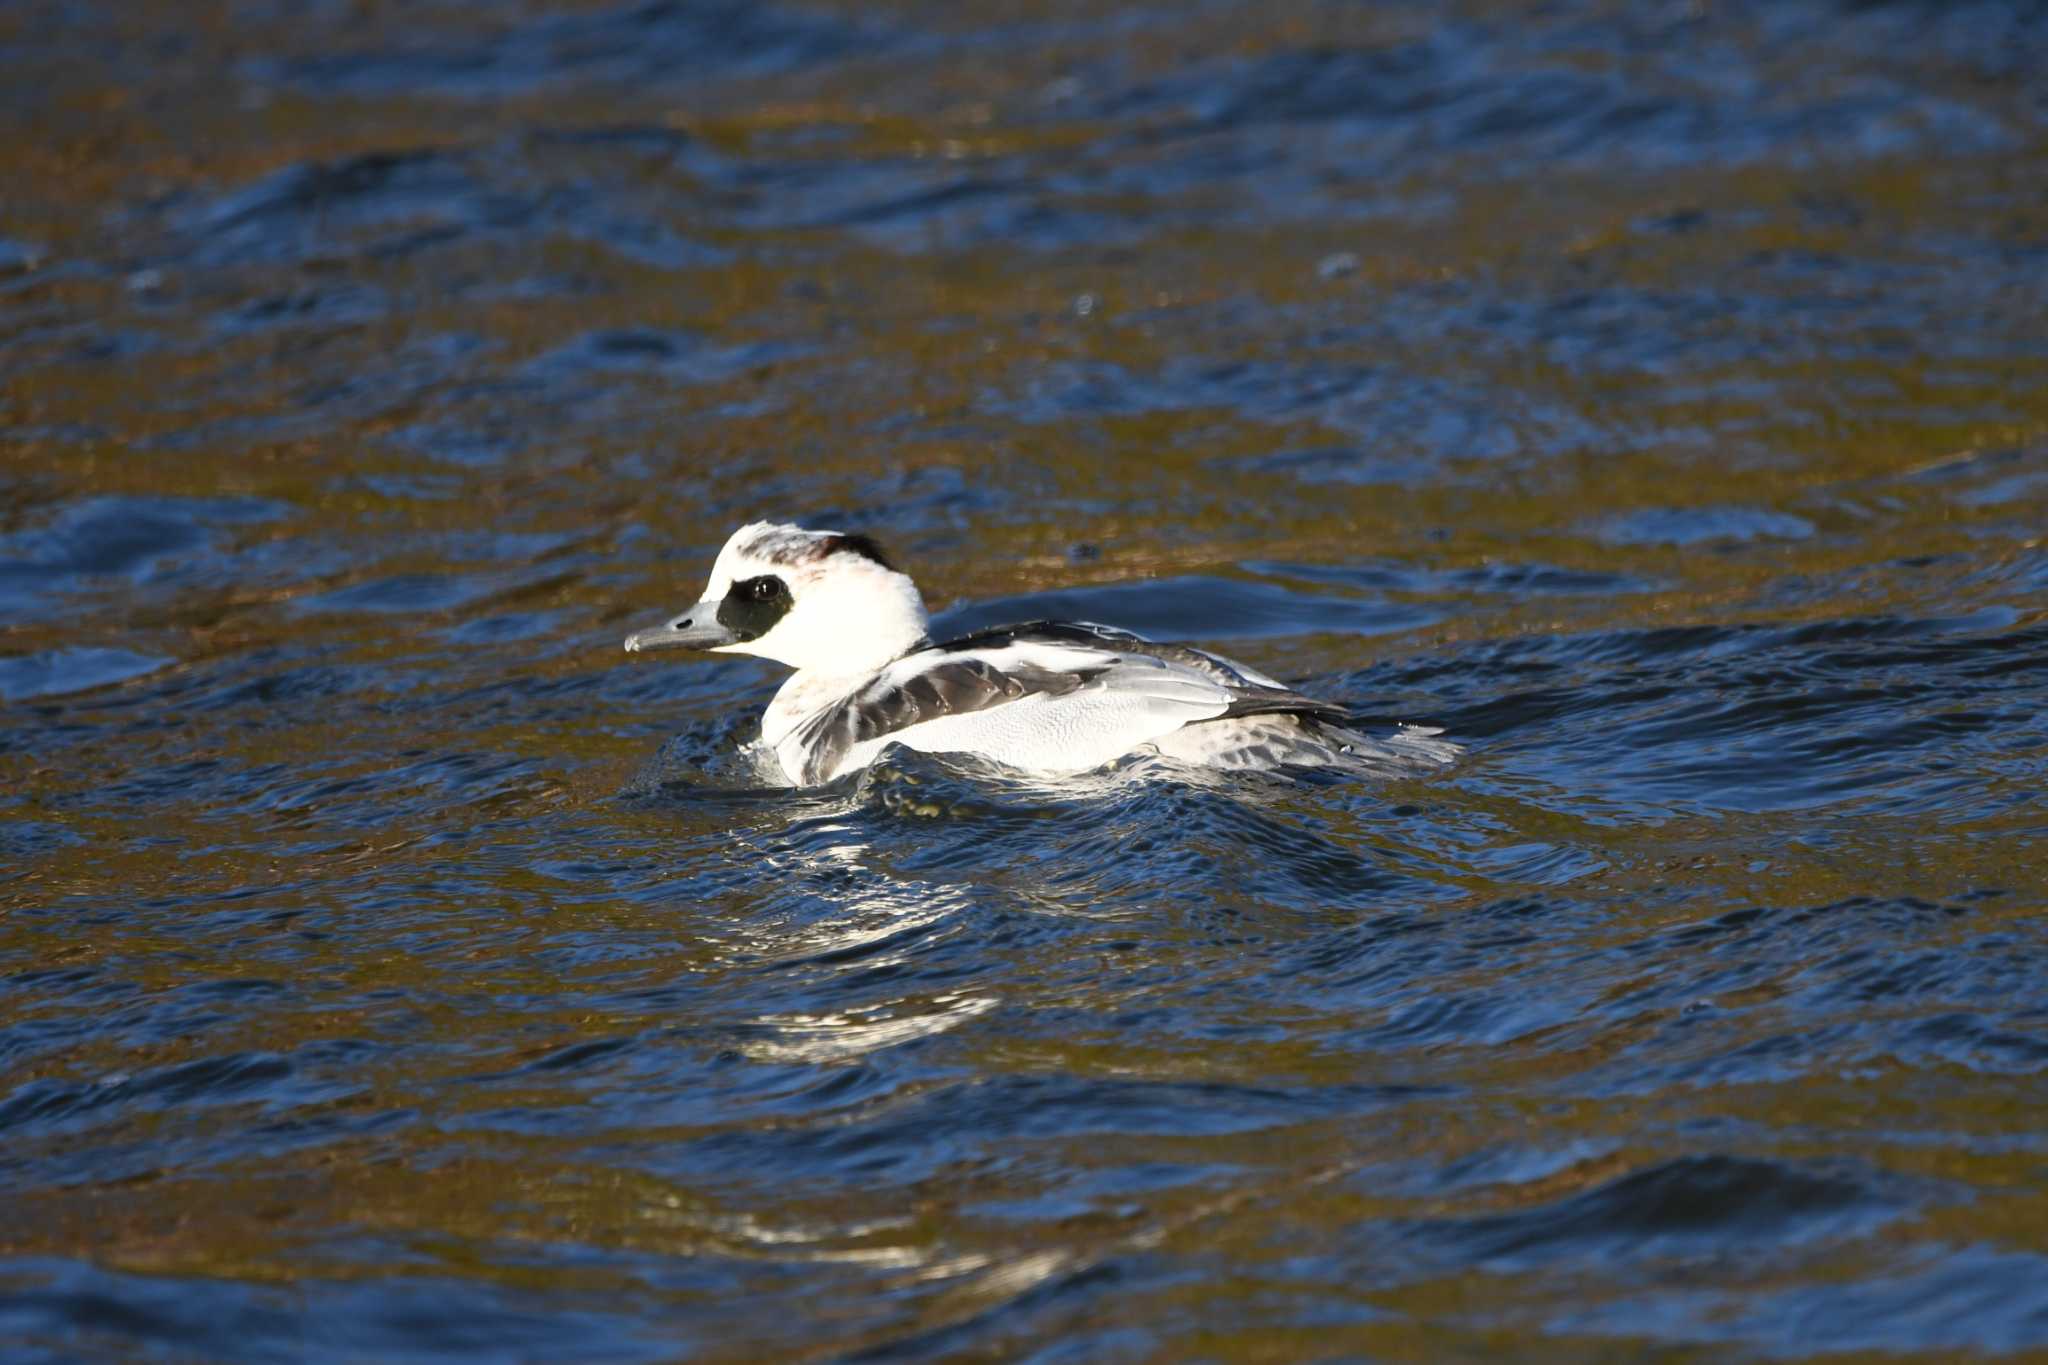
[716,573,793,641]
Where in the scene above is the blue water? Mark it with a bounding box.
[3,0,2047,1359]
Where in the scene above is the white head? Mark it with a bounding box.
[623,521,929,675]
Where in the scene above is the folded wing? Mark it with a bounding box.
[786,621,1355,783]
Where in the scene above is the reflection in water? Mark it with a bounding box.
[721,803,1001,1065]
[743,993,1000,1065]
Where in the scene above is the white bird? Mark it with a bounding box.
[623,521,1458,787]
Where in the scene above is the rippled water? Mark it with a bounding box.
[4,0,2047,1358]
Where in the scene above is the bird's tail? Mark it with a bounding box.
[1316,721,1464,775]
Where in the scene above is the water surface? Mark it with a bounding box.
[3,0,2047,1359]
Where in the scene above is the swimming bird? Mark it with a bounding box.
[623,521,1458,786]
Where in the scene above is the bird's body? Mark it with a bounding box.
[624,522,1457,787]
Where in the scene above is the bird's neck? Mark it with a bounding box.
[760,639,919,749]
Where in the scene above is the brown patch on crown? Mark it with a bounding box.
[739,526,896,572]
[821,532,894,571]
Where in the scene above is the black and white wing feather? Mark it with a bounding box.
[784,620,1369,783]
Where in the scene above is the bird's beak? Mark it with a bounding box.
[623,602,735,653]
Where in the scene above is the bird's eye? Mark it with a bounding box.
[730,574,784,604]
[716,574,792,641]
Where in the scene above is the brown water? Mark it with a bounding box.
[4,0,2047,1359]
